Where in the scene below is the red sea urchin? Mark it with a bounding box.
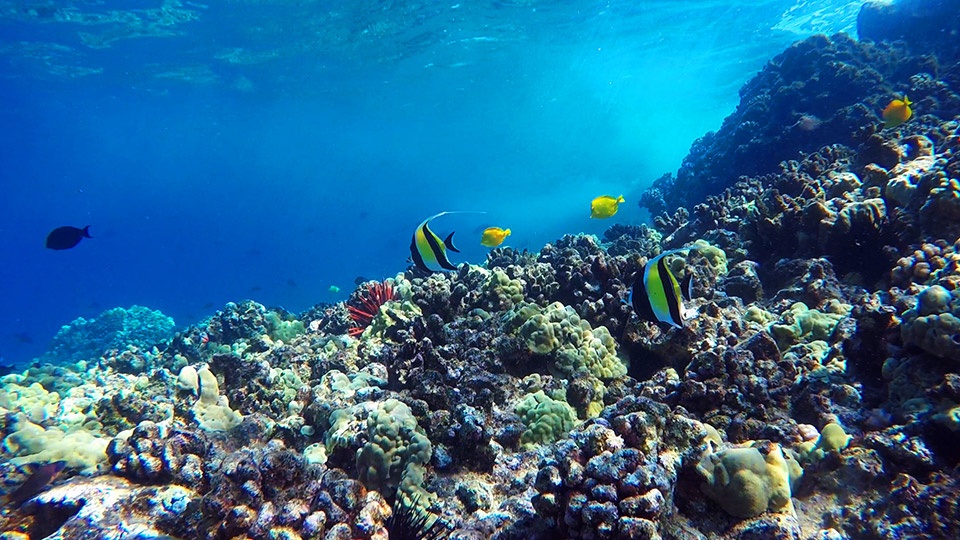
[346,280,397,337]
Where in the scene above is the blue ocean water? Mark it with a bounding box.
[0,0,859,365]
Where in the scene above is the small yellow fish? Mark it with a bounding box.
[481,227,511,247]
[882,95,912,129]
[590,195,625,219]
[328,285,340,293]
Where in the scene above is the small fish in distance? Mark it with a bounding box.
[45,226,91,250]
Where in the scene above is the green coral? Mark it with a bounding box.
[265,311,305,342]
[744,305,778,325]
[817,422,852,453]
[504,301,627,417]
[515,390,577,449]
[365,300,423,339]
[900,285,960,362]
[696,441,802,518]
[479,267,525,310]
[797,422,852,463]
[769,302,847,351]
[692,239,728,274]
[356,399,433,502]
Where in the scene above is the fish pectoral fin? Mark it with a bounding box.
[444,231,460,253]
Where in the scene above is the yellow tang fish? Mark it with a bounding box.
[882,95,912,129]
[480,227,511,247]
[590,195,625,219]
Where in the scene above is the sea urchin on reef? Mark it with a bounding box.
[347,280,397,337]
[386,495,451,540]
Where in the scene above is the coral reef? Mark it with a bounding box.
[640,30,960,217]
[4,5,960,539]
[39,305,175,367]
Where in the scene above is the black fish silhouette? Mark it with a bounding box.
[46,226,91,250]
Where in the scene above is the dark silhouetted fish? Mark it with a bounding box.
[1,460,67,507]
[354,276,368,286]
[0,362,16,376]
[202,302,215,310]
[45,226,91,250]
[14,332,33,344]
[287,279,297,288]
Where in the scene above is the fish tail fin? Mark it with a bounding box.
[504,228,511,236]
[82,226,92,238]
[617,195,625,203]
[444,232,460,253]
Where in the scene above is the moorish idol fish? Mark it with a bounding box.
[630,248,696,329]
[410,211,483,272]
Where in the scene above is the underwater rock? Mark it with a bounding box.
[858,0,960,63]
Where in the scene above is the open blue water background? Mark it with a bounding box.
[0,0,859,365]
